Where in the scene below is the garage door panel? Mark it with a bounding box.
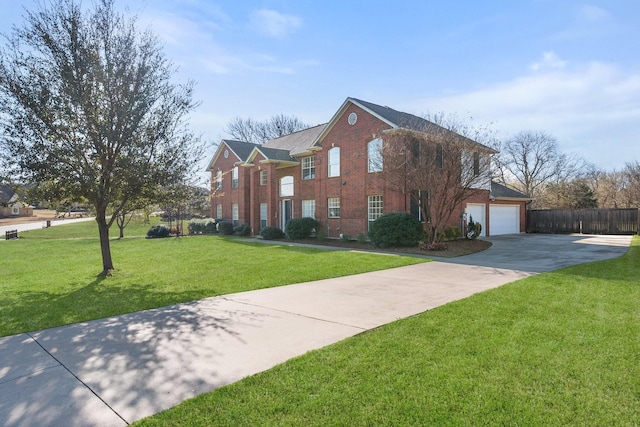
[490,205,519,236]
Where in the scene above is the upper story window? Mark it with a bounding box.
[280,176,294,197]
[260,170,267,186]
[368,138,383,173]
[215,170,222,190]
[328,147,340,177]
[473,152,480,176]
[231,166,239,188]
[302,156,316,180]
[436,144,444,169]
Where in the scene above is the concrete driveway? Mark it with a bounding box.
[441,233,632,272]
[0,234,632,426]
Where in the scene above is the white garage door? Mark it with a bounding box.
[466,203,486,237]
[489,205,520,236]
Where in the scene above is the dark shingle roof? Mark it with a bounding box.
[224,140,261,161]
[350,98,497,153]
[255,146,297,162]
[490,181,531,199]
[0,184,15,204]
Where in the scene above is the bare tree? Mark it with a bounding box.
[620,161,640,208]
[493,131,586,204]
[381,114,494,242]
[225,114,310,144]
[0,0,204,274]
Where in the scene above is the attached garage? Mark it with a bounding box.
[489,204,520,236]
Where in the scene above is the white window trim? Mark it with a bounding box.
[302,156,316,180]
[328,147,340,178]
[328,197,340,218]
[280,176,294,197]
[302,199,316,219]
[368,138,383,173]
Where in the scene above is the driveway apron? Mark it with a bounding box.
[0,234,632,426]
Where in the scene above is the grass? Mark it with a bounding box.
[134,236,640,426]
[0,221,426,337]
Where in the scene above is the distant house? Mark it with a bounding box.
[207,97,531,237]
[0,184,33,218]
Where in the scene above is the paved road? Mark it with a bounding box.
[0,217,95,238]
[0,234,632,426]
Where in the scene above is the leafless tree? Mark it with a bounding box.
[225,114,310,144]
[493,131,586,205]
[380,114,494,242]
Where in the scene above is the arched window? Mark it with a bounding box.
[328,147,340,177]
[368,138,383,172]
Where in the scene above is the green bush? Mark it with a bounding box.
[234,223,252,236]
[368,212,424,248]
[188,218,218,235]
[286,217,320,240]
[218,221,234,236]
[146,224,171,238]
[260,226,285,240]
[442,226,461,241]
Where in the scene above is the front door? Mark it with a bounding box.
[281,199,292,230]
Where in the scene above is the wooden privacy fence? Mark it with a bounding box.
[527,209,639,235]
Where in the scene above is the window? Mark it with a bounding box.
[302,200,316,219]
[473,152,480,176]
[232,203,238,226]
[215,170,222,191]
[328,197,340,218]
[280,176,294,197]
[260,203,268,230]
[368,138,383,172]
[260,170,267,186]
[216,204,222,219]
[328,147,340,177]
[436,144,444,169]
[302,156,316,180]
[231,166,239,188]
[368,195,383,229]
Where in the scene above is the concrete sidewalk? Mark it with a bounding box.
[0,234,632,426]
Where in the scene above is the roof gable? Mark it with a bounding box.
[206,139,260,171]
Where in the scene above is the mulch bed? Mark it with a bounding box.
[290,238,492,258]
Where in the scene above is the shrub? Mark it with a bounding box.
[205,219,218,234]
[368,212,424,248]
[467,216,482,240]
[340,233,351,242]
[188,218,218,235]
[146,224,171,238]
[357,233,367,243]
[285,217,320,240]
[260,226,285,240]
[442,226,462,241]
[234,223,252,236]
[217,221,234,236]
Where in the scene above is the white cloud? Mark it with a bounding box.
[249,9,302,38]
[407,55,640,169]
[531,51,567,71]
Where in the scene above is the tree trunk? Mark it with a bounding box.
[96,214,114,274]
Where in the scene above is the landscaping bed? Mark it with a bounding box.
[289,237,492,258]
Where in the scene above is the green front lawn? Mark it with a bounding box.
[0,221,426,337]
[135,236,640,426]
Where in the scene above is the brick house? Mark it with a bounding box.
[207,97,531,237]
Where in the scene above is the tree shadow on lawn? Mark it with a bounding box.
[0,275,210,338]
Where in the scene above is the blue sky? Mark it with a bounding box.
[2,0,639,177]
